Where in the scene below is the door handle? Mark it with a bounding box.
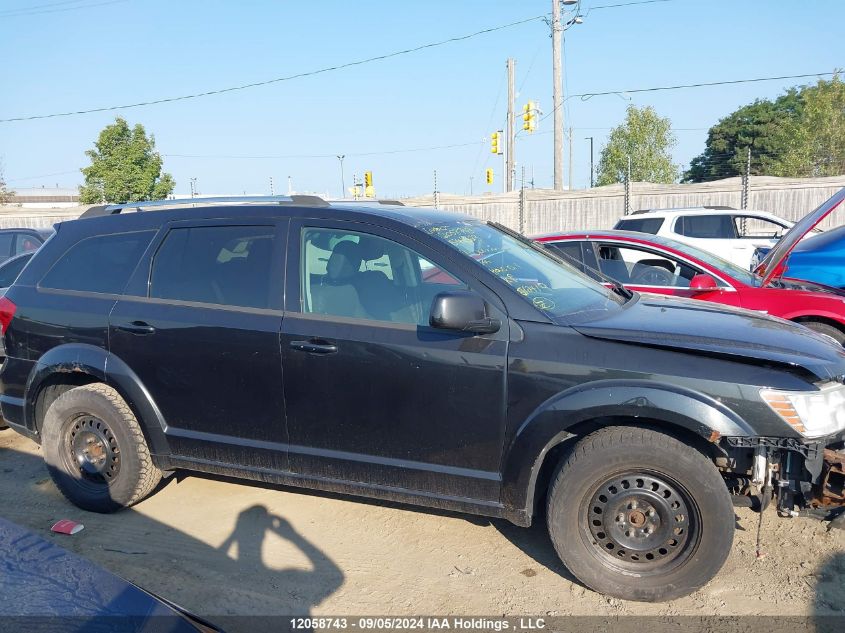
[115,321,156,335]
[289,339,338,355]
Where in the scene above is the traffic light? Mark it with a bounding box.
[486,168,494,185]
[364,171,373,188]
[523,101,537,133]
[490,132,499,155]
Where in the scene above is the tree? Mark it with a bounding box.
[79,117,175,204]
[596,105,678,186]
[684,77,845,182]
[773,78,845,177]
[683,92,801,182]
[0,164,14,205]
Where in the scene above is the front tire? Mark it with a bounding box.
[546,426,734,602]
[42,384,162,513]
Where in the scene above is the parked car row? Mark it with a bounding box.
[0,195,844,605]
[538,192,845,345]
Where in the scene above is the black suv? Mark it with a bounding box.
[2,196,845,602]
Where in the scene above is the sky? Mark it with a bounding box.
[1,0,844,199]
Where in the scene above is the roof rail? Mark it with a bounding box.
[95,194,330,216]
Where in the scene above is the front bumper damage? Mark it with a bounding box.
[723,435,845,525]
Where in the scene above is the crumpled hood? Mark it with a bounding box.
[572,293,845,382]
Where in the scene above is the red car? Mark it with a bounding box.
[535,188,845,345]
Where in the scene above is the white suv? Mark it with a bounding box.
[613,207,796,269]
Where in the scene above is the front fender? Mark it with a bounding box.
[24,344,170,457]
[500,380,755,523]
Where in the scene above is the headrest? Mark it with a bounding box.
[327,240,363,280]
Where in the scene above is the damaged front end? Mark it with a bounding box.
[721,435,845,527]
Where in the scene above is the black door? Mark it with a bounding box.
[280,219,509,503]
[108,220,288,470]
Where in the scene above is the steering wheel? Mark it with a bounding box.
[632,266,673,286]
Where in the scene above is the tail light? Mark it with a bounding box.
[0,296,17,335]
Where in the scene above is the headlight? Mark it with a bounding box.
[761,383,845,438]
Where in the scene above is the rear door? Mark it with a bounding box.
[671,214,744,266]
[108,219,289,470]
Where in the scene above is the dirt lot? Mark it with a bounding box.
[1,428,843,623]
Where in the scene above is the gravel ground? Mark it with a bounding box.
[1,428,843,625]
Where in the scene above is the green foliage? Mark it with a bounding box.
[684,78,845,182]
[596,105,678,186]
[79,117,175,204]
[683,92,801,182]
[773,78,845,177]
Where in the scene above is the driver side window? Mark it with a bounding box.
[300,228,466,326]
[596,243,719,288]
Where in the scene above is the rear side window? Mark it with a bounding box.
[0,234,13,259]
[150,225,276,309]
[0,254,32,287]
[613,218,664,234]
[674,215,736,239]
[40,231,155,294]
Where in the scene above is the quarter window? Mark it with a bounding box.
[150,225,276,309]
[41,231,155,294]
[301,228,466,325]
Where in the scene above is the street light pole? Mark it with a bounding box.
[337,155,346,198]
[585,136,594,188]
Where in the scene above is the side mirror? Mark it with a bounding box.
[689,273,719,293]
[429,291,501,334]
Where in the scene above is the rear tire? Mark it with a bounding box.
[801,321,845,346]
[42,384,161,513]
[546,426,734,602]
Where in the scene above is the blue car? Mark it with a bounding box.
[752,225,845,288]
[0,516,222,632]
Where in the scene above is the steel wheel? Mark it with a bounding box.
[581,470,700,575]
[63,414,121,486]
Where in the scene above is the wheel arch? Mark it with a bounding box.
[500,380,751,526]
[25,344,171,458]
[790,314,845,335]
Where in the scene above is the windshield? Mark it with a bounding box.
[643,233,760,286]
[420,219,623,321]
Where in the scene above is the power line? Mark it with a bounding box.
[0,14,546,123]
[537,71,839,123]
[0,0,129,17]
[587,0,674,10]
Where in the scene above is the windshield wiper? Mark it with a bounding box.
[487,221,634,302]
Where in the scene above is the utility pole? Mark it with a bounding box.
[552,0,563,190]
[433,170,439,209]
[568,126,574,190]
[269,176,275,195]
[189,177,197,198]
[336,155,346,198]
[469,176,474,196]
[585,136,594,187]
[506,58,516,193]
[624,156,632,215]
